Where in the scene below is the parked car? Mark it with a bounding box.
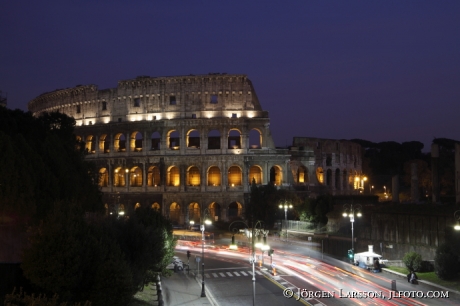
[166,256,184,271]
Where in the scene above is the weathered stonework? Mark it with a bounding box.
[28,74,363,224]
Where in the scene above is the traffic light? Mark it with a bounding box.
[187,250,191,258]
[268,249,274,256]
[347,249,354,259]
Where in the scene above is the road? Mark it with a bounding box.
[172,235,460,306]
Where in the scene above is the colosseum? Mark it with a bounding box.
[28,73,363,224]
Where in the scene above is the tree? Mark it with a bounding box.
[434,243,459,280]
[21,201,134,305]
[402,251,423,272]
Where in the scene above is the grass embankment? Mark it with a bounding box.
[386,266,460,292]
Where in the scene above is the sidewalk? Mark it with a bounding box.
[162,271,217,306]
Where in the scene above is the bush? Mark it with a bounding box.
[402,251,422,272]
[4,288,91,306]
[420,261,434,272]
[435,243,459,280]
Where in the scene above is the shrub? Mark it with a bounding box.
[420,261,434,272]
[402,251,422,272]
[435,243,459,280]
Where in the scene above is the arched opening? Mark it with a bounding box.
[75,135,83,151]
[168,166,180,186]
[188,202,200,223]
[99,168,108,187]
[129,166,142,187]
[114,133,126,152]
[151,131,161,150]
[326,169,332,186]
[130,131,143,152]
[113,167,126,187]
[343,170,348,189]
[104,203,109,216]
[151,202,160,211]
[187,129,200,148]
[228,166,242,186]
[316,167,324,184]
[209,202,221,221]
[134,203,141,210]
[207,129,221,149]
[207,166,221,186]
[119,204,125,215]
[187,166,201,186]
[335,168,341,190]
[85,135,96,153]
[148,166,161,186]
[297,166,308,184]
[228,202,242,219]
[269,165,282,186]
[99,134,110,153]
[228,129,241,149]
[249,128,262,149]
[169,202,181,224]
[168,130,180,150]
[249,165,262,184]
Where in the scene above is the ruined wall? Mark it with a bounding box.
[291,137,363,195]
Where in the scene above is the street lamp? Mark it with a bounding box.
[200,208,211,298]
[342,204,362,256]
[454,211,460,231]
[228,220,268,306]
[279,201,293,242]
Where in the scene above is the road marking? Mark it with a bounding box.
[240,271,248,276]
[205,274,210,278]
[226,272,233,277]
[219,272,226,277]
[248,271,254,275]
[212,273,218,277]
[234,272,241,276]
[255,271,262,275]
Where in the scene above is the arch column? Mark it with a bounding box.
[142,161,147,191]
[108,163,113,192]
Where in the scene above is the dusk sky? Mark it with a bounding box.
[1,1,459,151]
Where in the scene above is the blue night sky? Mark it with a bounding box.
[1,1,459,151]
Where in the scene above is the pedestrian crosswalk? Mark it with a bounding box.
[204,270,263,279]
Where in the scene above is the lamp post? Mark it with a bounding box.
[279,201,293,242]
[229,220,267,306]
[200,208,211,297]
[454,210,460,231]
[342,204,362,257]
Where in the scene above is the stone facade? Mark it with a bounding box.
[28,74,363,224]
[290,137,364,195]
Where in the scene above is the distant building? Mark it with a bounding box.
[28,74,363,224]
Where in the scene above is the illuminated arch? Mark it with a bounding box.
[129,166,142,187]
[249,165,263,184]
[316,167,324,184]
[167,166,180,186]
[188,202,201,223]
[113,166,127,187]
[99,134,110,153]
[85,135,96,153]
[148,166,161,186]
[228,129,241,149]
[249,128,262,149]
[99,168,108,187]
[187,166,201,186]
[228,165,242,186]
[209,202,221,221]
[167,130,180,149]
[130,131,143,152]
[228,202,242,219]
[151,202,160,211]
[207,166,221,186]
[114,133,126,152]
[186,129,200,148]
[169,202,181,223]
[269,165,282,186]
